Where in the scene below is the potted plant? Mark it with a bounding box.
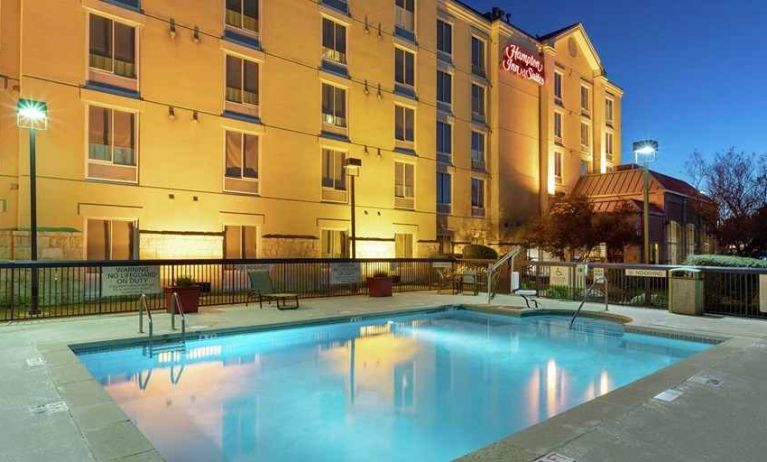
[367,270,393,297]
[164,276,201,313]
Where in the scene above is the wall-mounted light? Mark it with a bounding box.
[192,110,199,122]
[377,83,382,100]
[364,16,370,33]
[364,145,369,155]
[378,23,383,38]
[364,80,370,95]
[193,26,201,43]
[377,148,382,158]
[169,18,177,39]
[168,106,176,120]
[168,194,175,199]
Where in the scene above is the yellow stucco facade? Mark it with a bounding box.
[0,0,621,260]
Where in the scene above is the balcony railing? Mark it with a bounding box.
[322,48,347,65]
[323,113,348,129]
[89,53,136,79]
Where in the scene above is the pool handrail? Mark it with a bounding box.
[171,291,187,340]
[138,294,153,338]
[570,266,609,328]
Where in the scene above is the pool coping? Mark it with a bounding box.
[46,304,735,462]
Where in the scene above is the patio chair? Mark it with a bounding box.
[457,270,480,296]
[436,268,459,294]
[246,271,299,310]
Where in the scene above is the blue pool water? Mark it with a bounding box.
[76,310,710,461]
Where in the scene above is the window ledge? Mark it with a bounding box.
[222,110,262,125]
[320,0,350,15]
[394,147,417,156]
[394,84,417,100]
[320,61,350,79]
[223,29,262,51]
[84,81,140,99]
[437,102,452,115]
[320,131,350,142]
[101,0,142,13]
[437,52,453,66]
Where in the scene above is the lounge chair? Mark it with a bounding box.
[246,271,299,310]
[436,268,458,294]
[457,271,480,295]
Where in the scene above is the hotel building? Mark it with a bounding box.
[0,0,622,260]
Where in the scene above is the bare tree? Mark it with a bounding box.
[686,149,767,257]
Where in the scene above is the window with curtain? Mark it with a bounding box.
[321,83,347,129]
[225,131,259,180]
[226,55,259,106]
[87,219,136,260]
[394,162,415,199]
[395,47,415,87]
[437,20,452,56]
[89,15,135,78]
[395,105,415,143]
[226,0,259,34]
[322,18,347,64]
[322,149,347,191]
[88,106,136,166]
[224,225,258,258]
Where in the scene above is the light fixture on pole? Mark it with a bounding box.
[17,98,49,314]
[344,158,362,259]
[633,140,658,264]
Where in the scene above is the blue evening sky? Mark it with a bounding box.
[469,0,767,181]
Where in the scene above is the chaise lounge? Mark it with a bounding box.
[246,271,300,310]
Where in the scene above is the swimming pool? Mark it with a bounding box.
[76,309,710,461]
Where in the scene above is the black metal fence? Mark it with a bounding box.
[0,258,452,321]
[1,258,765,322]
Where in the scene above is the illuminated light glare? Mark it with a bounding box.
[18,105,47,122]
[634,145,657,156]
[16,99,49,130]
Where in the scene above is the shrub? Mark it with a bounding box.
[684,254,767,269]
[175,276,196,287]
[462,245,498,260]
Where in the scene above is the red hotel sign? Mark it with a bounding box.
[501,43,545,85]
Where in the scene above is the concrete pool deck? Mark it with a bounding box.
[1,292,766,462]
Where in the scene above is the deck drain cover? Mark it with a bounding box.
[26,357,45,367]
[688,373,723,388]
[536,453,576,462]
[29,401,69,416]
[654,388,683,402]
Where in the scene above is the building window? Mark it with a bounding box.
[224,131,259,194]
[580,159,591,176]
[87,106,137,183]
[322,148,347,202]
[554,112,563,143]
[87,219,136,260]
[395,233,414,258]
[580,122,590,149]
[322,83,347,133]
[471,131,485,171]
[321,229,349,258]
[554,71,563,104]
[224,225,258,258]
[437,172,451,214]
[436,20,452,57]
[225,0,259,36]
[605,132,614,162]
[667,221,681,264]
[605,97,614,127]
[394,161,415,209]
[395,47,416,92]
[437,71,452,107]
[89,15,137,90]
[580,85,590,116]
[395,0,416,35]
[471,84,485,121]
[225,55,260,117]
[471,178,485,216]
[395,105,415,145]
[322,18,347,65]
[554,151,563,183]
[471,36,485,77]
[321,0,349,14]
[436,121,452,163]
[438,231,453,255]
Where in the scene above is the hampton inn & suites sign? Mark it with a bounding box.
[501,43,545,85]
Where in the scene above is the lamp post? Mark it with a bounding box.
[17,99,49,314]
[344,158,362,259]
[633,140,658,264]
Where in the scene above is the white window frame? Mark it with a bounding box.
[395,45,416,89]
[471,83,486,121]
[321,147,348,203]
[605,96,615,127]
[223,224,260,259]
[321,228,349,258]
[394,104,416,145]
[471,177,485,216]
[437,70,452,107]
[471,35,486,77]
[85,217,138,261]
[85,104,139,184]
[471,130,486,171]
[580,121,590,150]
[394,161,416,201]
[224,53,261,117]
[436,120,452,163]
[436,171,452,211]
[605,131,614,162]
[321,16,347,65]
[223,129,261,195]
[321,81,348,132]
[224,0,260,38]
[87,13,139,91]
[580,84,591,116]
[554,151,563,183]
[553,70,564,104]
[395,0,416,34]
[554,111,563,143]
[436,19,453,57]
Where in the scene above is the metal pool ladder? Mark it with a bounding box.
[569,265,609,329]
[171,292,187,341]
[138,294,153,338]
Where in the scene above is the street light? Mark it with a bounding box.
[633,140,658,264]
[17,99,49,314]
[344,158,362,259]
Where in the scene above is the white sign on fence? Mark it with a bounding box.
[626,268,667,278]
[593,267,606,280]
[760,275,767,313]
[550,266,571,286]
[432,262,452,268]
[102,266,161,297]
[330,262,361,285]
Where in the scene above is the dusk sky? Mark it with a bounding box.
[470,0,767,181]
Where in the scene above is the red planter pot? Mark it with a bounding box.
[164,286,201,313]
[367,277,393,297]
